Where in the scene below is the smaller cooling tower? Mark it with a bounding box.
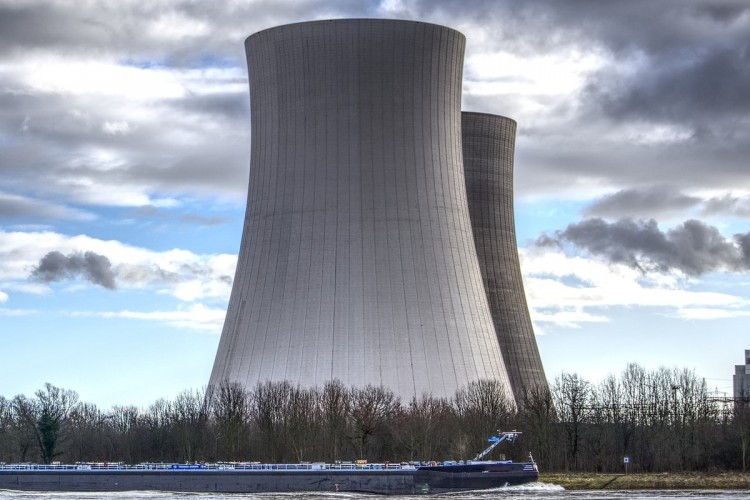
[462,112,548,402]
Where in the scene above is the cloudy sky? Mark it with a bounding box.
[1,0,748,408]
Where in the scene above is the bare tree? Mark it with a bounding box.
[0,396,15,462]
[170,388,211,462]
[518,385,555,466]
[143,398,174,461]
[396,394,455,461]
[349,385,400,460]
[11,395,40,461]
[212,380,251,461]
[251,381,293,462]
[320,379,351,462]
[107,405,141,463]
[553,373,591,471]
[286,386,321,462]
[68,402,105,462]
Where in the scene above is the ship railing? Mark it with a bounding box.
[1,464,69,471]
[218,462,410,471]
[0,461,420,472]
[0,463,125,471]
[230,464,317,471]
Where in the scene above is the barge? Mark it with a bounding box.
[0,431,537,495]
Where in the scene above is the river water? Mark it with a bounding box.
[1,483,748,499]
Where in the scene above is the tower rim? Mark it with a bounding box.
[462,111,518,126]
[246,18,466,45]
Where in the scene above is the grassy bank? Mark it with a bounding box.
[539,472,750,490]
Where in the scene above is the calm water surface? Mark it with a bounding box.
[1,484,748,499]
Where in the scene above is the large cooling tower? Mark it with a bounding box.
[462,112,548,401]
[210,20,515,401]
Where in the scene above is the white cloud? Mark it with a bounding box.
[56,177,155,207]
[467,49,605,96]
[521,249,750,327]
[3,282,49,295]
[603,122,694,146]
[14,57,185,99]
[146,11,212,41]
[0,307,38,317]
[532,307,609,329]
[672,307,750,321]
[86,303,226,333]
[102,121,133,135]
[463,48,606,121]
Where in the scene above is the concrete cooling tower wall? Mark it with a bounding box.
[210,20,515,401]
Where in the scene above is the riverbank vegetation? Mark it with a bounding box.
[540,472,750,490]
[1,363,748,473]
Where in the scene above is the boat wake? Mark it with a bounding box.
[430,482,565,499]
[504,482,566,492]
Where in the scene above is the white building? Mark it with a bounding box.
[734,349,750,404]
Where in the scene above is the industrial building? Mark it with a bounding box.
[734,349,750,405]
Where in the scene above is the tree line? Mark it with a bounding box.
[1,363,748,472]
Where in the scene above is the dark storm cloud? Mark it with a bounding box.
[702,195,750,218]
[0,90,250,204]
[538,0,747,54]
[0,0,380,63]
[450,0,750,207]
[172,92,249,121]
[0,1,240,65]
[0,2,115,54]
[535,0,750,135]
[2,0,749,218]
[31,251,116,289]
[537,218,750,276]
[587,44,750,131]
[583,186,702,219]
[28,254,224,290]
[26,244,232,292]
[583,188,750,221]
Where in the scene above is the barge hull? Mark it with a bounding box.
[0,466,538,495]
